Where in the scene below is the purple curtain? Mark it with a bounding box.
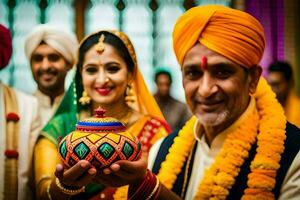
[245,0,284,75]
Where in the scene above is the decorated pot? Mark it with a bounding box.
[58,107,141,169]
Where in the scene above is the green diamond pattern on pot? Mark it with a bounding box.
[60,140,67,158]
[99,143,114,159]
[74,142,90,159]
[123,142,133,158]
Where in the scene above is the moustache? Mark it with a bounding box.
[37,67,58,76]
[194,94,224,104]
[195,99,223,105]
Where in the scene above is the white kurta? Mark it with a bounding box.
[0,83,42,200]
[149,98,300,200]
[34,90,63,127]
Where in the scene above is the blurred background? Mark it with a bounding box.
[1,0,300,101]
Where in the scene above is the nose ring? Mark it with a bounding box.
[105,77,109,82]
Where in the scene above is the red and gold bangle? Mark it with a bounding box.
[128,170,159,200]
[46,182,53,200]
[145,176,160,200]
[55,178,85,195]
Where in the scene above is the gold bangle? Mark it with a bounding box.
[46,182,53,200]
[37,175,52,189]
[55,178,85,195]
[146,176,160,200]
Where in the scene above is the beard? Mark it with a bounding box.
[196,109,230,127]
[37,66,58,76]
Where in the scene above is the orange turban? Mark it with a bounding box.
[173,5,265,68]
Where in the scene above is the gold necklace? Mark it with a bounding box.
[107,106,133,126]
[118,109,133,126]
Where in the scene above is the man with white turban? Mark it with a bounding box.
[86,5,300,200]
[24,24,78,126]
[0,24,41,200]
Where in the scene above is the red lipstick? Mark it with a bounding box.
[96,88,111,96]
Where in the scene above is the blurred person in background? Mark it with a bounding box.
[24,24,78,126]
[153,67,191,131]
[0,24,41,200]
[267,61,300,127]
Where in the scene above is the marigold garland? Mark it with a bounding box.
[157,77,286,200]
[243,78,286,200]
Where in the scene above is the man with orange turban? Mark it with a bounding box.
[87,5,300,200]
[0,24,41,200]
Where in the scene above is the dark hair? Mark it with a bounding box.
[77,31,134,73]
[154,70,172,84]
[268,61,293,81]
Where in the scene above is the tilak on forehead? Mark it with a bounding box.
[95,34,105,53]
[200,56,207,70]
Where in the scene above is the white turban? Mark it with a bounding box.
[24,24,78,66]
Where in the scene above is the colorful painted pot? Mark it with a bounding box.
[58,107,141,169]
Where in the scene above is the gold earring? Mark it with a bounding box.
[79,90,91,105]
[126,84,132,96]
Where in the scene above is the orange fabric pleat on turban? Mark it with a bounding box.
[173,5,266,68]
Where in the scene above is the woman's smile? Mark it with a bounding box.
[95,87,112,96]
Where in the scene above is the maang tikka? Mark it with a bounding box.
[95,34,105,53]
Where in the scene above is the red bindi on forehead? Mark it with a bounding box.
[200,56,207,70]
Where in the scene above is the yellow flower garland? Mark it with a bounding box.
[157,78,286,200]
[195,101,259,199]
